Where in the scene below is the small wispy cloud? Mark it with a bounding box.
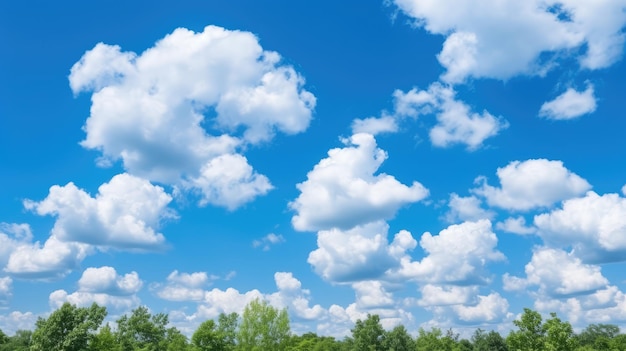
[252,233,285,251]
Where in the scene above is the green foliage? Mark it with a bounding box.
[0,329,7,344]
[472,329,508,351]
[543,312,577,351]
[287,332,343,351]
[30,302,106,351]
[237,298,290,351]
[351,314,385,351]
[506,308,545,351]
[382,325,415,351]
[192,314,238,351]
[415,327,460,351]
[576,324,620,350]
[89,323,121,351]
[116,306,170,351]
[0,330,32,351]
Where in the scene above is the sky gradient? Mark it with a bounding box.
[2,0,626,337]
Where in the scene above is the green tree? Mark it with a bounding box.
[506,308,545,351]
[543,312,576,351]
[351,314,385,351]
[116,306,169,351]
[382,325,415,351]
[166,327,189,351]
[472,329,508,351]
[0,330,32,351]
[576,324,620,350]
[415,327,459,351]
[89,323,121,351]
[0,329,7,345]
[30,302,106,351]
[237,298,290,351]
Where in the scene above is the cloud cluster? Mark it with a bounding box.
[70,25,315,209]
[392,0,626,82]
[50,266,143,310]
[474,159,591,211]
[290,133,428,231]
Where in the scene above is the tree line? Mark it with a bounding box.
[1,300,625,350]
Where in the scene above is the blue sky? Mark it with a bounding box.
[2,0,626,337]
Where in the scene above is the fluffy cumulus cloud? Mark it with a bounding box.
[49,266,143,311]
[0,223,33,268]
[70,25,315,209]
[0,311,37,336]
[534,191,626,263]
[393,83,507,149]
[474,159,591,211]
[290,133,428,231]
[308,221,416,283]
[539,85,597,120]
[155,270,212,302]
[395,219,505,284]
[503,247,608,297]
[495,216,536,235]
[446,194,495,223]
[392,0,626,82]
[24,173,174,250]
[4,236,91,279]
[418,284,478,307]
[451,293,510,324]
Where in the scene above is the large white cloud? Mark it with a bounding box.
[291,133,427,231]
[0,311,37,336]
[49,266,143,311]
[155,270,212,302]
[503,247,608,297]
[78,266,142,296]
[393,83,507,149]
[534,191,626,263]
[474,159,591,211]
[70,25,315,209]
[392,0,626,83]
[0,223,33,268]
[539,85,597,120]
[308,221,416,283]
[394,219,505,284]
[445,194,495,223]
[4,236,91,279]
[24,173,174,250]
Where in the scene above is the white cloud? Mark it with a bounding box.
[4,236,91,279]
[496,216,536,235]
[451,293,510,324]
[252,233,285,251]
[290,133,428,231]
[394,219,505,284]
[0,311,37,336]
[474,159,591,211]
[351,116,398,135]
[535,191,626,263]
[539,85,597,120]
[78,266,142,295]
[445,194,495,223]
[49,289,140,311]
[0,223,33,268]
[70,25,315,209]
[0,277,11,303]
[48,266,143,311]
[392,0,626,82]
[352,281,395,309]
[503,247,608,297]
[155,270,211,302]
[418,285,478,307]
[308,221,416,283]
[24,173,174,250]
[185,154,273,210]
[268,272,326,321]
[394,83,507,149]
